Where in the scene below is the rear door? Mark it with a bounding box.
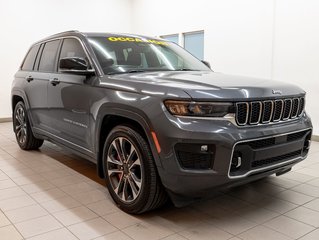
[47,38,93,152]
[29,40,61,132]
[19,44,42,129]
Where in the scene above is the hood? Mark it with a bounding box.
[103,71,305,101]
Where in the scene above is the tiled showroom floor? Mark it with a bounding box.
[0,122,319,240]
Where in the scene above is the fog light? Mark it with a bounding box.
[201,145,208,152]
[233,156,242,168]
[231,151,242,169]
[304,139,311,151]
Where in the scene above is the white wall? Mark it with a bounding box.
[272,0,319,135]
[132,0,319,135]
[0,0,132,118]
[132,0,274,79]
[1,0,318,135]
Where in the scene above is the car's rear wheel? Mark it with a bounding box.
[13,101,44,150]
[103,125,167,214]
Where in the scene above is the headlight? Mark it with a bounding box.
[164,100,234,117]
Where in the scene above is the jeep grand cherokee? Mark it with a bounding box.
[11,31,312,213]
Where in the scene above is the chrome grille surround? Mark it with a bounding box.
[235,97,305,126]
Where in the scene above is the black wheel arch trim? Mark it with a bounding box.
[11,89,36,132]
[11,89,30,110]
[94,104,163,179]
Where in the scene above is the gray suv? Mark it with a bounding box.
[12,31,312,214]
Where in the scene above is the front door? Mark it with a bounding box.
[47,38,92,152]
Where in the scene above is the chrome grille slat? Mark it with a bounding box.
[298,97,305,116]
[236,102,249,126]
[249,102,262,124]
[273,99,284,122]
[261,101,273,123]
[235,96,305,126]
[282,99,293,120]
[291,98,299,118]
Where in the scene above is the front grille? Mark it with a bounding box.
[246,138,276,149]
[236,97,305,126]
[229,129,312,177]
[287,131,307,142]
[251,150,301,168]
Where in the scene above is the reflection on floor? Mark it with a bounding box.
[0,122,319,240]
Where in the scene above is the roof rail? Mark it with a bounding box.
[56,30,80,34]
[46,30,81,38]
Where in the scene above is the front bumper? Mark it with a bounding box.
[152,111,312,198]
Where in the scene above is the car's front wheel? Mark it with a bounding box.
[103,125,167,214]
[13,101,44,150]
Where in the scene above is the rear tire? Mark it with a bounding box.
[13,101,44,150]
[103,125,167,214]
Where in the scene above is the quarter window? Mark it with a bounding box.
[38,40,60,72]
[21,45,40,71]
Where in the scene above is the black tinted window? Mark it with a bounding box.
[88,37,210,75]
[38,40,60,72]
[59,38,86,60]
[34,44,44,71]
[21,45,40,71]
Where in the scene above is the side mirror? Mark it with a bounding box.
[201,60,211,69]
[59,57,94,75]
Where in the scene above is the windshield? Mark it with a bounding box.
[88,36,211,75]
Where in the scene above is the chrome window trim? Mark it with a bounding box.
[29,35,102,76]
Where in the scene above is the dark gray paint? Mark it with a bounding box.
[11,31,313,204]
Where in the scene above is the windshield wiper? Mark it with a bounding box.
[106,69,199,75]
[174,68,198,71]
[106,70,146,75]
[127,70,146,73]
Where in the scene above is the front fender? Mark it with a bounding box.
[94,103,163,172]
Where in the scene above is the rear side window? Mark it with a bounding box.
[21,45,40,71]
[33,44,44,71]
[59,38,87,60]
[38,40,60,72]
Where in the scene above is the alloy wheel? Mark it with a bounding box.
[106,137,143,203]
[15,106,27,145]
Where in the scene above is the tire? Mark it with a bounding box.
[13,101,44,150]
[102,125,167,214]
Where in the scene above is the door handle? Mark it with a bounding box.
[25,76,34,82]
[49,78,60,86]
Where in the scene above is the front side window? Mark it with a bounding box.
[21,45,40,71]
[88,36,210,75]
[38,40,60,72]
[59,38,87,61]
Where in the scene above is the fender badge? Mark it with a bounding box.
[272,90,282,95]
